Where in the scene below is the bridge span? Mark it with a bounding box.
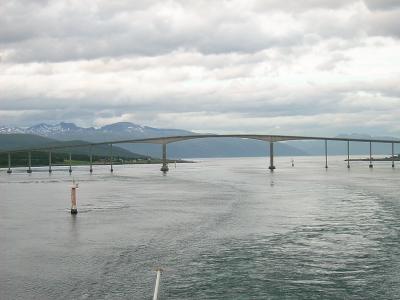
[1,134,399,174]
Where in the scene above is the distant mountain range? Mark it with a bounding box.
[0,122,306,158]
[0,122,190,139]
[0,122,398,158]
[0,134,145,159]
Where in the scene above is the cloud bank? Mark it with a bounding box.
[0,0,399,135]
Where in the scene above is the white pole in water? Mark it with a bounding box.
[70,180,79,214]
[153,268,163,300]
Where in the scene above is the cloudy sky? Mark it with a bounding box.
[1,0,399,135]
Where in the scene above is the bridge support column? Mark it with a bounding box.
[7,152,12,174]
[69,153,72,173]
[48,151,52,173]
[27,152,32,173]
[160,143,169,172]
[369,141,373,168]
[110,144,114,173]
[392,142,395,168]
[268,141,276,170]
[347,141,350,169]
[89,145,93,173]
[325,140,328,169]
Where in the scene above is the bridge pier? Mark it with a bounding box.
[392,142,395,168]
[347,140,350,169]
[89,145,93,173]
[325,140,328,169]
[268,141,275,170]
[69,153,72,173]
[7,152,12,174]
[160,143,169,172]
[110,144,114,173]
[48,151,52,173]
[369,141,373,168]
[27,152,32,173]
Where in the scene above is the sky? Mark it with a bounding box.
[0,0,400,136]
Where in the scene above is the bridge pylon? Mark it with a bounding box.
[268,141,276,171]
[161,143,169,173]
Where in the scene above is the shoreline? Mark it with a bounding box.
[346,157,400,162]
[0,159,194,169]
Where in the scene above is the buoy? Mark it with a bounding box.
[70,180,78,214]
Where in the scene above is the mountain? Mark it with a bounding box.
[0,126,25,134]
[0,122,307,158]
[26,122,82,135]
[138,138,306,158]
[0,134,146,159]
[1,122,398,157]
[100,122,190,136]
[11,122,399,158]
[0,122,191,140]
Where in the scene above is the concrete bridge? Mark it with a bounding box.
[1,134,399,174]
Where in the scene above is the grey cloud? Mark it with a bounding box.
[364,0,400,10]
[1,7,304,62]
[0,0,399,136]
[367,9,400,37]
[252,0,355,12]
[4,0,400,63]
[1,78,395,121]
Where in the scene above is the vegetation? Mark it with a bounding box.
[0,151,115,167]
[0,134,191,168]
[347,154,400,162]
[0,134,146,159]
[0,151,188,168]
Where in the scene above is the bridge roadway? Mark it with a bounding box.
[1,134,399,174]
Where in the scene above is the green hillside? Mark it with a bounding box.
[0,134,147,165]
[0,134,152,168]
[0,134,146,158]
[0,134,55,149]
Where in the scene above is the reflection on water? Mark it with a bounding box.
[0,156,400,299]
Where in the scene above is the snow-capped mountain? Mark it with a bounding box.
[100,122,146,133]
[99,122,192,136]
[0,126,25,134]
[1,122,399,157]
[0,122,85,135]
[0,121,306,158]
[0,122,192,140]
[25,122,86,135]
[1,121,398,157]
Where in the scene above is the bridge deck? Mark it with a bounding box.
[1,134,399,154]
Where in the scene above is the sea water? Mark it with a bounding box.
[1,156,399,299]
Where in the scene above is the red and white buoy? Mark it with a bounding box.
[70,180,79,214]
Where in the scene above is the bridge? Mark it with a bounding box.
[1,134,399,174]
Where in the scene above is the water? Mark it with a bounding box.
[1,156,400,299]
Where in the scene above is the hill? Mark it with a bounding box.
[0,134,147,159]
[0,122,307,158]
[2,124,398,158]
